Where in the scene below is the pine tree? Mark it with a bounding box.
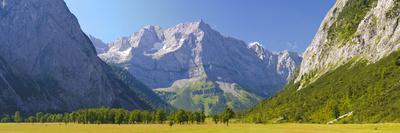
[156,109,166,124]
[221,108,235,126]
[212,115,219,124]
[1,114,11,122]
[27,116,35,123]
[14,111,22,123]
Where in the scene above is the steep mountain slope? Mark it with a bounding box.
[110,65,171,110]
[245,0,400,123]
[246,50,400,123]
[296,0,400,89]
[97,21,301,114]
[0,0,168,114]
[0,56,35,114]
[89,35,109,54]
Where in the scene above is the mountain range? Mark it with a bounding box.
[91,21,302,114]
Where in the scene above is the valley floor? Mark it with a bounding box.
[0,123,399,133]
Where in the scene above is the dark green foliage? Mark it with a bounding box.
[212,115,219,124]
[26,116,35,123]
[211,107,236,126]
[155,109,167,124]
[0,108,204,125]
[167,109,206,125]
[1,114,11,122]
[327,0,377,45]
[221,108,235,126]
[396,57,400,66]
[244,51,400,124]
[13,111,22,123]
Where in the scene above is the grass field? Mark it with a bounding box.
[0,123,400,133]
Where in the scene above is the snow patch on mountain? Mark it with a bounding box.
[151,42,164,51]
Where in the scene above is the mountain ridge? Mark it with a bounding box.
[93,21,302,114]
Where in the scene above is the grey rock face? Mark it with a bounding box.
[0,57,28,113]
[249,42,302,81]
[0,0,165,113]
[100,21,291,97]
[296,0,400,90]
[89,35,109,54]
[275,51,303,81]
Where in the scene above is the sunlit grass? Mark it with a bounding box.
[0,123,399,133]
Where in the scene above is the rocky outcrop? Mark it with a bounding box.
[0,0,168,114]
[296,0,400,89]
[249,42,302,81]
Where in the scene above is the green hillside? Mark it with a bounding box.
[155,80,261,115]
[244,51,400,124]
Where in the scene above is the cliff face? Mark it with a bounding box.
[0,0,167,113]
[249,42,302,81]
[296,0,400,89]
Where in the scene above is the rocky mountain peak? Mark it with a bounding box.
[249,42,269,60]
[142,25,161,31]
[102,20,223,62]
[168,20,213,34]
[275,50,302,81]
[248,42,302,81]
[137,25,163,38]
[276,50,301,59]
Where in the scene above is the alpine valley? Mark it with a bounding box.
[3,0,399,126]
[91,21,302,115]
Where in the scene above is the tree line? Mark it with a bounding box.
[211,108,235,126]
[0,107,207,125]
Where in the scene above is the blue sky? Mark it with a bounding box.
[64,0,335,53]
